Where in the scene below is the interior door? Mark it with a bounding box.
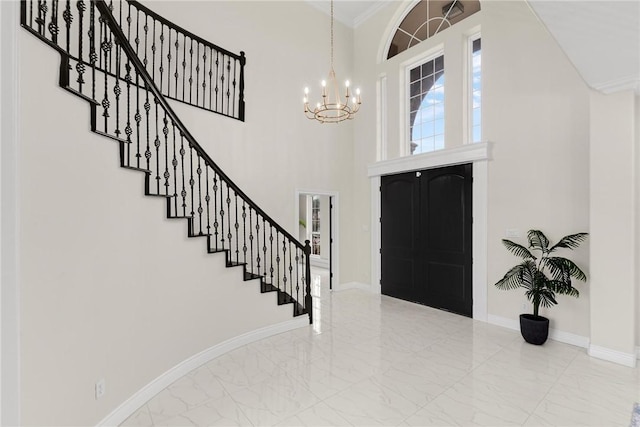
[380,171,420,302]
[381,164,473,317]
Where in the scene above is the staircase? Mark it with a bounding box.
[21,0,312,322]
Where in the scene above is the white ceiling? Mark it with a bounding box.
[527,0,640,94]
[307,0,640,95]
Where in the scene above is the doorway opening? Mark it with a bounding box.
[295,190,338,290]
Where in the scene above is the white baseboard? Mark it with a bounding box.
[487,314,590,348]
[97,317,309,426]
[333,281,371,292]
[588,344,637,368]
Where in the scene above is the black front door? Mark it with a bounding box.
[381,163,473,317]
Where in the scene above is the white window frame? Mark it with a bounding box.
[402,46,445,157]
[467,32,482,144]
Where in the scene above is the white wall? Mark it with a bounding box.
[17,1,355,424]
[354,0,591,338]
[589,90,637,363]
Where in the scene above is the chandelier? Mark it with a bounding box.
[303,0,361,123]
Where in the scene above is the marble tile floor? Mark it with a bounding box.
[122,269,640,426]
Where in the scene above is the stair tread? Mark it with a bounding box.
[121,165,151,174]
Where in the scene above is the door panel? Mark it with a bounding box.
[381,171,420,302]
[381,164,472,317]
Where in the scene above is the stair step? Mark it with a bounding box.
[188,232,211,238]
[145,193,173,198]
[121,165,151,174]
[226,261,246,268]
[293,304,308,317]
[261,282,278,293]
[61,86,99,106]
[244,272,261,281]
[92,129,129,145]
[207,248,228,254]
[167,215,193,220]
[278,292,295,305]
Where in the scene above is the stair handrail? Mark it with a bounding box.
[125,0,243,63]
[94,0,303,253]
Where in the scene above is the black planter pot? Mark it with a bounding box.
[519,314,549,345]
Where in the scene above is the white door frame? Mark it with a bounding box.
[368,143,491,321]
[294,189,339,288]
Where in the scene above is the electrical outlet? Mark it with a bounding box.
[95,379,106,400]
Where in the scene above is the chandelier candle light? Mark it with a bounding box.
[304,0,361,123]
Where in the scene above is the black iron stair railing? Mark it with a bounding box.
[21,0,312,322]
[23,0,245,121]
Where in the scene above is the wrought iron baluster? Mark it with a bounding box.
[262,219,267,281]
[282,238,288,296]
[167,27,172,98]
[143,14,148,70]
[275,230,281,289]
[234,193,239,264]
[179,132,187,216]
[189,144,195,219]
[248,207,253,272]
[134,70,142,168]
[172,125,178,213]
[197,155,203,234]
[180,35,186,100]
[162,114,170,195]
[242,202,247,266]
[100,20,111,133]
[176,31,181,99]
[201,48,207,109]
[143,88,151,172]
[208,49,213,110]
[295,248,301,307]
[151,19,156,82]
[269,225,274,286]
[124,59,133,165]
[188,39,194,104]
[63,0,71,60]
[113,40,122,139]
[89,1,97,101]
[158,24,164,94]
[48,0,58,45]
[288,240,293,299]
[134,7,140,57]
[213,174,219,251]
[219,54,225,115]
[225,57,231,116]
[36,0,46,36]
[226,186,231,253]
[239,52,245,121]
[232,57,237,118]
[255,215,261,277]
[153,98,161,193]
[195,43,200,106]
[29,0,34,28]
[205,166,211,237]
[214,51,219,112]
[219,180,225,250]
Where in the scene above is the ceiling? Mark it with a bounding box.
[306,0,640,94]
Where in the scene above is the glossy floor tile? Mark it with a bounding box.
[122,269,640,426]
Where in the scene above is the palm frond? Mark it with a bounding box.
[527,230,549,253]
[502,239,536,260]
[546,257,587,282]
[525,288,557,308]
[546,279,579,297]
[549,233,588,253]
[495,260,536,290]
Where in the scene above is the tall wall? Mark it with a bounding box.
[353,0,591,337]
[17,1,356,424]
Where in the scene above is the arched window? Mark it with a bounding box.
[388,0,481,59]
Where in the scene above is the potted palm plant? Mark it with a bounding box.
[495,229,588,345]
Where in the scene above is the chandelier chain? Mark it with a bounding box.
[330,0,334,71]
